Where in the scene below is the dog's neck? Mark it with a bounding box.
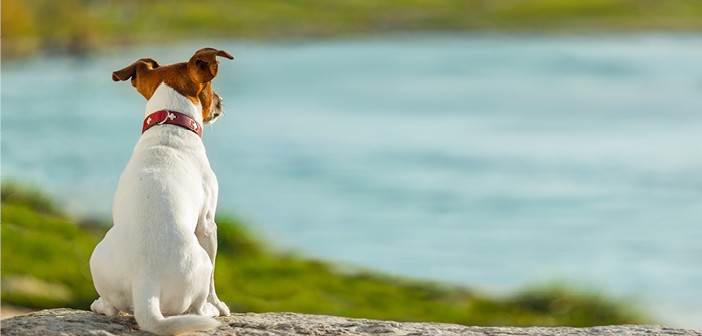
[145,83,203,125]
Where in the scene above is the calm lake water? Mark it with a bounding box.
[3,35,702,328]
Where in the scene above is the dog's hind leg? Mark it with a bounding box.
[91,297,119,316]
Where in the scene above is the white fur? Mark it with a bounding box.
[90,83,230,336]
[145,83,202,123]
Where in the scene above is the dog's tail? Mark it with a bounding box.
[133,280,220,336]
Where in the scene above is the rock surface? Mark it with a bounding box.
[2,308,700,336]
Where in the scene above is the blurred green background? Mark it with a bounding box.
[1,183,646,326]
[4,0,702,57]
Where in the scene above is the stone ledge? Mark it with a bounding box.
[1,308,700,336]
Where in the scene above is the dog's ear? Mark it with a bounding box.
[188,48,234,83]
[112,58,160,82]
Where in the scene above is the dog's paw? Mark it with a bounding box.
[205,300,231,317]
[198,303,221,318]
[206,295,231,316]
[218,301,231,317]
[91,297,119,316]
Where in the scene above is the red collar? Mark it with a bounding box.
[142,110,203,138]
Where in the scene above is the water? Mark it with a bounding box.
[3,35,701,328]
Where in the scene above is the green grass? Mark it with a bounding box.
[1,183,97,309]
[1,183,648,326]
[4,0,702,57]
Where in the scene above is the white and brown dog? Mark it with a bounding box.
[90,48,233,335]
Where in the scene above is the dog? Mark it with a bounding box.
[89,48,234,335]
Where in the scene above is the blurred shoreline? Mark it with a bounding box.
[4,0,702,58]
[1,183,649,327]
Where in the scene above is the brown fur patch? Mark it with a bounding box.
[112,49,233,120]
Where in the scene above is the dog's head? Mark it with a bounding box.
[112,48,234,125]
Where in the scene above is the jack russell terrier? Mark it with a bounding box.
[90,48,234,335]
